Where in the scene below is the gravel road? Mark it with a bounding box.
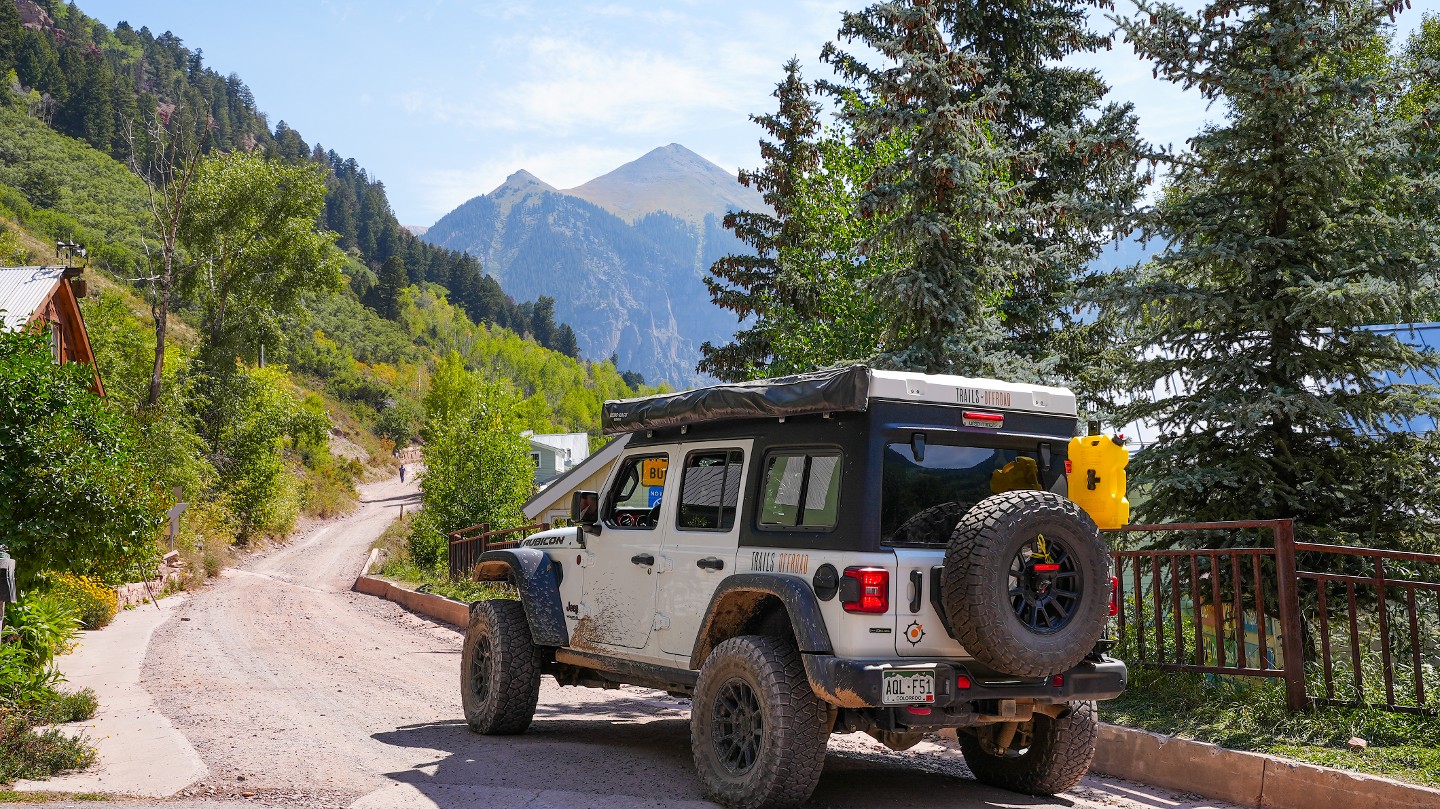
[28,475,1233,809]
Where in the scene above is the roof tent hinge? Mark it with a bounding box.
[778,416,786,423]
[680,425,689,435]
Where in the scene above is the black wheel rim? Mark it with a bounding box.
[1008,532,1082,635]
[711,677,763,774]
[469,635,493,703]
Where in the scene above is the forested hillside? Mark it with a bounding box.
[0,0,584,354]
[0,0,656,569]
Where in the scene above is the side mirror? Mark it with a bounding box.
[571,490,600,534]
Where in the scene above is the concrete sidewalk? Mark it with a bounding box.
[13,594,206,797]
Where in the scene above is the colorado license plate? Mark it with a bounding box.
[882,670,936,704]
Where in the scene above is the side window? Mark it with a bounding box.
[605,453,668,529]
[758,451,842,530]
[676,449,744,532]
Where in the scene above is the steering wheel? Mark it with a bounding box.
[643,501,661,527]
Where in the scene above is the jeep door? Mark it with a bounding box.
[579,449,671,650]
[655,440,752,656]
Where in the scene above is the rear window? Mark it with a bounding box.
[757,451,842,530]
[881,442,1053,545]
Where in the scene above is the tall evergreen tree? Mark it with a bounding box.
[821,0,1039,377]
[933,0,1147,390]
[699,58,821,381]
[0,0,22,74]
[1105,0,1440,545]
[372,255,407,321]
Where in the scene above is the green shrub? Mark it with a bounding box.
[2,596,79,671]
[0,709,95,783]
[47,574,118,631]
[0,645,63,709]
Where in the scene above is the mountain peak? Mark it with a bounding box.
[494,169,556,194]
[564,145,763,225]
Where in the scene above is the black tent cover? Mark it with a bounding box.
[602,365,871,435]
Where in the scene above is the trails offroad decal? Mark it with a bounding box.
[749,551,810,574]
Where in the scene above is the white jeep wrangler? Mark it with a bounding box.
[461,366,1125,809]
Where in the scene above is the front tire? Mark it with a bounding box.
[691,636,829,809]
[461,600,541,735]
[958,700,1098,795]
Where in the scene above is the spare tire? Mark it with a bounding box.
[940,490,1109,677]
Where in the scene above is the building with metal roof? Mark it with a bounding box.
[0,265,104,395]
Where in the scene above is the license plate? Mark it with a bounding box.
[882,670,936,704]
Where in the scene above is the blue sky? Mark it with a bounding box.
[79,1,1430,227]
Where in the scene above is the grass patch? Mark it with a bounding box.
[0,791,111,802]
[1105,665,1440,787]
[371,513,515,603]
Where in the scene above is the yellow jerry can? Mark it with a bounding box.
[1067,434,1130,530]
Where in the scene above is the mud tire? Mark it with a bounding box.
[691,635,829,809]
[941,490,1109,677]
[958,701,1098,795]
[461,599,541,735]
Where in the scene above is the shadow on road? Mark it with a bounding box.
[362,491,423,505]
[371,697,1078,809]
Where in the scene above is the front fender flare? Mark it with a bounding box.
[689,574,833,669]
[473,548,568,647]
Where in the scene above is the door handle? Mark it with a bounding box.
[631,553,655,566]
[697,557,725,571]
[909,569,924,613]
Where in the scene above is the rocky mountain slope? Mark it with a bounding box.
[423,146,760,387]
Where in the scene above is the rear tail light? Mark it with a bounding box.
[956,674,973,690]
[1051,675,1065,687]
[1108,576,1120,617]
[840,567,889,614]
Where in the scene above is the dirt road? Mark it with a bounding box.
[47,475,1228,809]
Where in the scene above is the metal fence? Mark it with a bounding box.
[1107,519,1440,714]
[447,522,550,580]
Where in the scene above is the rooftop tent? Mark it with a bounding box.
[601,365,871,435]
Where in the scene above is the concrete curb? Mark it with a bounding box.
[1092,723,1440,809]
[352,548,470,628]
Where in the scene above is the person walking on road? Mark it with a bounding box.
[399,464,407,483]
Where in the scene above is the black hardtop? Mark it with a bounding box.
[602,365,870,435]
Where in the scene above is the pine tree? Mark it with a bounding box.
[821,0,1040,377]
[699,58,821,381]
[0,0,22,74]
[530,295,557,349]
[1105,0,1440,545]
[372,256,406,320]
[932,0,1147,389]
[552,324,581,360]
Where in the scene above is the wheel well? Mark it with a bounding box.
[692,591,796,668]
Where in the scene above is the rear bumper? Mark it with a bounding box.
[802,654,1127,709]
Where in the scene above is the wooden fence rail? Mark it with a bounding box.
[447,522,549,581]
[1107,520,1440,715]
